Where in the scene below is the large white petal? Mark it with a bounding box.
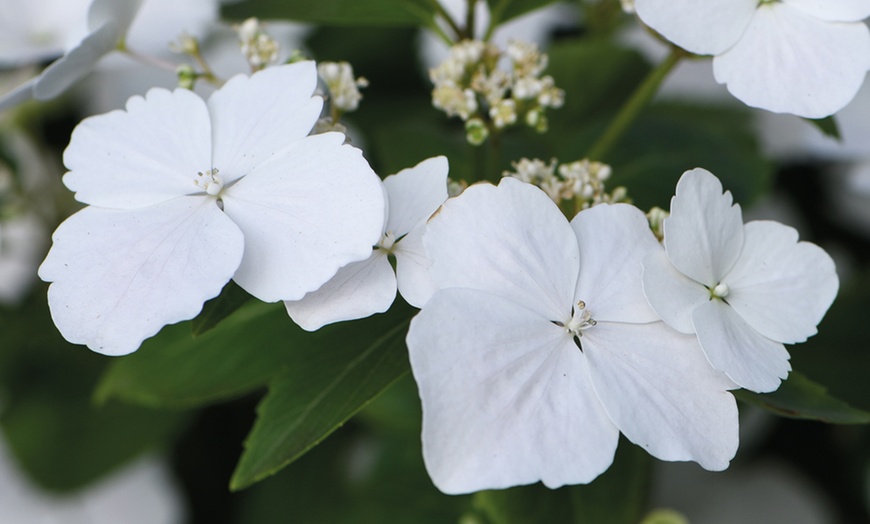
[642,249,709,334]
[384,156,449,237]
[693,299,791,393]
[63,87,212,209]
[208,61,322,185]
[724,220,838,344]
[571,203,661,324]
[32,22,119,101]
[283,251,395,331]
[583,321,738,471]
[425,178,578,322]
[664,168,744,287]
[222,133,385,302]
[38,197,244,356]
[633,0,756,55]
[407,288,618,494]
[713,4,870,118]
[394,221,438,308]
[784,0,870,22]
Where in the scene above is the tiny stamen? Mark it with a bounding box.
[194,168,224,196]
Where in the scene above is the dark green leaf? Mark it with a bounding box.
[1,396,183,492]
[474,484,574,524]
[192,281,254,336]
[804,115,841,140]
[96,303,304,409]
[222,0,434,27]
[488,0,562,26]
[598,103,772,210]
[230,312,413,490]
[735,371,870,424]
[789,271,870,412]
[548,39,652,123]
[570,439,650,524]
[471,438,650,524]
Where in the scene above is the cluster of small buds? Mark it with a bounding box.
[646,206,668,241]
[236,18,279,70]
[429,39,565,145]
[317,62,368,113]
[504,158,627,209]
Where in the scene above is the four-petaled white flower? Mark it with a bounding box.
[285,156,448,330]
[407,177,738,494]
[38,61,386,356]
[0,0,144,110]
[642,168,839,393]
[634,0,870,118]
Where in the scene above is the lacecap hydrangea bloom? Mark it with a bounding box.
[407,177,738,494]
[285,156,448,330]
[634,0,870,118]
[38,61,386,355]
[642,169,839,393]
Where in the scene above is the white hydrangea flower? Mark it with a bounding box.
[285,156,448,330]
[38,62,385,355]
[0,0,144,110]
[642,168,839,393]
[634,0,870,118]
[408,177,738,494]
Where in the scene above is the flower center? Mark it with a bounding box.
[565,300,596,337]
[377,230,397,253]
[711,283,729,299]
[194,168,224,197]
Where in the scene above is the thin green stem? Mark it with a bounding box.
[585,47,685,162]
[426,0,463,41]
[120,46,178,74]
[483,0,509,41]
[465,0,477,40]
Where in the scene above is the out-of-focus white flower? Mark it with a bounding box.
[419,0,577,71]
[285,156,448,330]
[236,17,279,69]
[652,459,835,524]
[318,61,368,113]
[634,0,870,118]
[0,0,91,66]
[642,168,839,393]
[0,213,47,305]
[0,0,144,110]
[0,443,184,524]
[38,62,386,355]
[408,178,738,494]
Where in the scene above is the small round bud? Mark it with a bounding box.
[465,118,489,146]
[176,64,197,90]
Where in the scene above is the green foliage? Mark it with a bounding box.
[222,0,434,27]
[0,293,183,492]
[97,303,302,409]
[1,397,183,492]
[603,103,772,210]
[789,271,870,412]
[230,313,412,489]
[235,377,469,523]
[192,281,254,336]
[470,439,651,524]
[487,0,562,26]
[735,371,870,424]
[804,115,841,140]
